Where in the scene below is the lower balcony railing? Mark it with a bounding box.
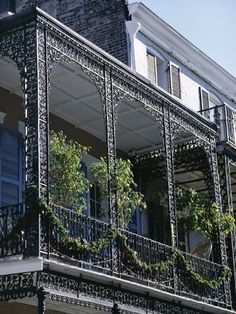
[0,203,229,308]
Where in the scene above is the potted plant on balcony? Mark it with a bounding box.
[176,187,235,259]
[49,130,89,213]
[90,157,147,229]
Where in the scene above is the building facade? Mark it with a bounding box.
[0,0,235,313]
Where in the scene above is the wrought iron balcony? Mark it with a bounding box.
[200,104,236,152]
[0,203,229,308]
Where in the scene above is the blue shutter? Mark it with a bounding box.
[0,129,22,206]
[0,1,15,13]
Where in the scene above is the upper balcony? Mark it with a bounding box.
[0,7,234,314]
[200,104,236,156]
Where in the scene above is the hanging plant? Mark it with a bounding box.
[90,157,147,228]
[49,131,89,213]
[176,187,235,241]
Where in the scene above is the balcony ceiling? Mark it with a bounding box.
[0,58,193,154]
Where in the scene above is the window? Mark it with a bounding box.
[0,128,23,206]
[199,87,210,119]
[0,0,15,13]
[146,50,166,89]
[169,62,181,98]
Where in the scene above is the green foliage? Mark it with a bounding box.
[90,157,147,228]
[49,131,89,213]
[176,187,235,240]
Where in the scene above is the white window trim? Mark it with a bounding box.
[169,61,181,99]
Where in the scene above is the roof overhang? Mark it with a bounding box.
[128,2,236,104]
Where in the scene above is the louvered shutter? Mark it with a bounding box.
[170,63,181,98]
[0,129,22,206]
[199,87,210,119]
[147,52,157,84]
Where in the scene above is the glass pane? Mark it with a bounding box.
[1,181,19,206]
[90,184,95,199]
[1,131,19,180]
[90,200,95,217]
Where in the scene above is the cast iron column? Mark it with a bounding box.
[104,67,118,274]
[203,142,232,307]
[162,104,178,248]
[217,154,236,308]
[23,25,49,256]
[37,288,47,314]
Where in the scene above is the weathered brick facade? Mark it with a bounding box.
[15,0,129,64]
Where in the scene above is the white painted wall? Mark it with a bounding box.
[127,30,236,114]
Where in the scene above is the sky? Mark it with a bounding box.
[130,0,236,78]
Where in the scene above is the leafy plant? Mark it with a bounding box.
[90,157,146,228]
[176,187,235,241]
[49,131,89,213]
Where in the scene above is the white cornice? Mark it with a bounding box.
[128,2,236,103]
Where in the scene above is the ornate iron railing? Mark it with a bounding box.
[200,104,236,147]
[42,204,227,307]
[0,203,228,306]
[45,204,113,272]
[0,203,25,258]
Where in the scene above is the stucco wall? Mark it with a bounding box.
[134,32,236,112]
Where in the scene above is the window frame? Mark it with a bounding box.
[146,47,167,89]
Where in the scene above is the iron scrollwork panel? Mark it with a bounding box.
[0,272,37,301]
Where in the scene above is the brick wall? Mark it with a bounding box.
[15,0,129,64]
